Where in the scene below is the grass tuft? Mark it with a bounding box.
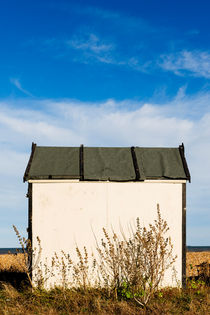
[0,283,209,314]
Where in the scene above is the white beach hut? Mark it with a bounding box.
[24,143,190,288]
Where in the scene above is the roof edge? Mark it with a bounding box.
[179,143,191,182]
[23,142,37,182]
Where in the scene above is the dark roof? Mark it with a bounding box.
[23,143,191,182]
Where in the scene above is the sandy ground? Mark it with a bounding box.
[0,251,209,277]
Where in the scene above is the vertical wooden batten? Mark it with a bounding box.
[131,146,140,181]
[182,183,186,287]
[80,144,84,181]
[28,182,33,280]
[28,183,32,246]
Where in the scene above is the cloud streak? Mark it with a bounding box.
[64,33,151,70]
[66,33,115,64]
[159,50,210,78]
[68,33,113,54]
[10,78,33,96]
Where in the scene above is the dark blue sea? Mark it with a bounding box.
[187,246,210,252]
[0,246,210,255]
[0,248,22,255]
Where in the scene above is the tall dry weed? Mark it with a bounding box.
[96,204,177,306]
[13,205,177,306]
[13,225,42,288]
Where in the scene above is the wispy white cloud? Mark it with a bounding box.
[159,50,210,78]
[28,23,150,70]
[66,33,115,64]
[64,33,151,70]
[1,90,210,245]
[10,78,33,96]
[68,33,113,53]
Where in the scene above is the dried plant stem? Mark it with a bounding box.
[13,204,177,306]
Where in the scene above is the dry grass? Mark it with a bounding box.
[0,252,209,314]
[0,283,209,314]
[1,251,209,276]
[0,253,26,273]
[186,251,210,277]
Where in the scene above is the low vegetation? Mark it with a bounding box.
[0,281,209,314]
[0,253,26,273]
[0,205,209,314]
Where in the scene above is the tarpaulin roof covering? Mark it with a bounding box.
[24,144,190,182]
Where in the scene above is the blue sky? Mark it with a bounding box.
[0,0,210,246]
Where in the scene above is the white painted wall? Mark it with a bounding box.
[31,180,184,288]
